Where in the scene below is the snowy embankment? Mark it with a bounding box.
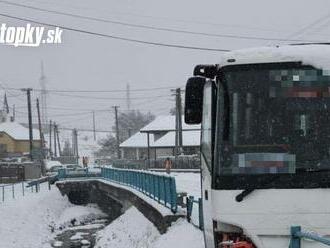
[0,185,71,248]
[95,207,204,248]
[0,184,107,248]
[95,172,204,248]
[0,172,204,248]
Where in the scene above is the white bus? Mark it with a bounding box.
[184,44,330,248]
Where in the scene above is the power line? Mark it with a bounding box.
[15,109,92,117]
[286,12,330,39]
[18,0,293,33]
[4,85,183,93]
[15,105,110,112]
[49,92,172,100]
[58,126,115,133]
[0,12,230,52]
[0,0,323,43]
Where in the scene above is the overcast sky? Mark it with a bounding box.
[0,0,329,131]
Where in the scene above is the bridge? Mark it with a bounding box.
[55,167,184,233]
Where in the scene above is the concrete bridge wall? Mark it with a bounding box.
[56,179,183,233]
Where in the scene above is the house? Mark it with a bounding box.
[0,121,41,157]
[120,115,200,160]
[119,132,154,160]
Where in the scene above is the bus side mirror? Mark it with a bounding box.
[184,76,206,124]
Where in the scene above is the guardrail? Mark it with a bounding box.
[290,226,330,247]
[101,167,178,213]
[186,195,204,230]
[0,179,52,202]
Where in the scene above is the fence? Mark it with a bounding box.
[112,159,146,170]
[0,164,24,183]
[0,162,42,183]
[148,156,200,169]
[290,226,330,247]
[113,156,200,170]
[0,180,51,202]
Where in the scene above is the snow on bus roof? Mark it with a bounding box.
[0,121,39,140]
[140,115,200,132]
[221,44,330,69]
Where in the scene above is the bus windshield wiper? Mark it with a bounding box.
[235,188,255,202]
[235,175,280,202]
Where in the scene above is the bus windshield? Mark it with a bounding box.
[218,64,330,175]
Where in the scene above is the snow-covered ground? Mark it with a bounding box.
[171,172,201,198]
[167,172,202,227]
[0,181,51,203]
[95,207,204,248]
[0,172,204,248]
[0,184,71,248]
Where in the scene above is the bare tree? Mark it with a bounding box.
[95,110,155,158]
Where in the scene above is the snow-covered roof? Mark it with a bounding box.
[120,132,155,148]
[220,44,330,69]
[120,130,200,148]
[0,121,40,140]
[140,115,200,132]
[152,130,200,147]
[121,116,200,148]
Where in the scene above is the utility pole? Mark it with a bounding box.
[56,124,61,156]
[37,98,46,175]
[172,88,183,158]
[73,129,78,163]
[126,83,131,111]
[113,106,121,159]
[71,129,79,163]
[22,88,33,160]
[40,61,48,128]
[92,111,96,141]
[72,129,75,157]
[177,88,183,153]
[36,99,44,156]
[53,122,57,157]
[12,104,15,121]
[49,120,53,158]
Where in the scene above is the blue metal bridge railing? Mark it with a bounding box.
[290,226,330,247]
[57,167,178,213]
[101,167,177,213]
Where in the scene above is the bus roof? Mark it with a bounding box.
[220,44,330,70]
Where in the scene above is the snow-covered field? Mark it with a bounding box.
[0,172,204,248]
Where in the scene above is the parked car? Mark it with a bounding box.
[63,164,82,170]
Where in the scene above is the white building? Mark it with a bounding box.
[120,115,200,160]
